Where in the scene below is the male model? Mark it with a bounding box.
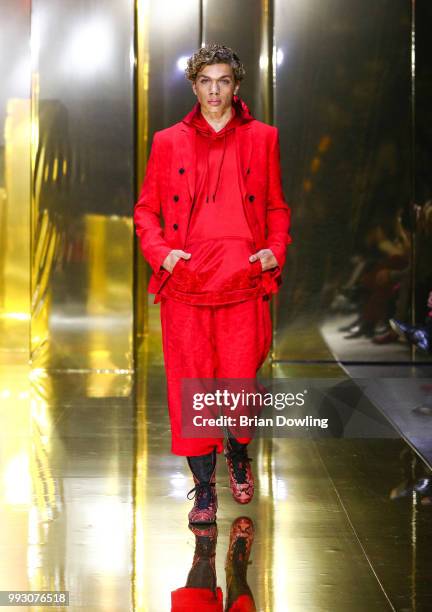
[134,43,292,524]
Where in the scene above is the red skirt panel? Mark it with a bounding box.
[160,295,272,456]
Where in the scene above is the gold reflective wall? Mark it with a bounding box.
[30,0,135,372]
[0,1,31,359]
[273,0,430,364]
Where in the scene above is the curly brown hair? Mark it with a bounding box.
[185,43,246,83]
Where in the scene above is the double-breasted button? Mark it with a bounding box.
[263,295,270,301]
[173,195,179,202]
[246,168,250,174]
[173,223,178,230]
[248,194,255,202]
[179,167,185,174]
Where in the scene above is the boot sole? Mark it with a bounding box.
[188,516,217,525]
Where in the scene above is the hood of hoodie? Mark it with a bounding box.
[182,95,254,202]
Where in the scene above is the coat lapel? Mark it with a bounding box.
[178,125,196,202]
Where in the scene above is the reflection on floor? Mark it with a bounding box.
[342,366,432,466]
[319,313,432,468]
[0,330,431,610]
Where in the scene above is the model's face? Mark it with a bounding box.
[192,63,239,116]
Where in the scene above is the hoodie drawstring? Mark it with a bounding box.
[205,138,211,203]
[187,100,249,204]
[205,130,228,203]
[212,132,227,202]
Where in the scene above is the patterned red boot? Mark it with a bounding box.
[187,448,218,524]
[225,438,254,504]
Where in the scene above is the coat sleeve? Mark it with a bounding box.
[265,126,292,268]
[133,132,173,275]
[262,126,292,294]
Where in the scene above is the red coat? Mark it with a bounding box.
[134,96,292,304]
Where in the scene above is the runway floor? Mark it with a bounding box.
[0,346,431,611]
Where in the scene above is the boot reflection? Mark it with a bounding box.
[225,517,256,612]
[171,518,256,612]
[171,523,223,611]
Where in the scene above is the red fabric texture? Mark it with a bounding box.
[171,586,223,611]
[160,295,272,456]
[133,95,292,304]
[187,104,247,217]
[228,594,256,612]
[171,588,255,612]
[161,238,265,305]
[159,102,265,305]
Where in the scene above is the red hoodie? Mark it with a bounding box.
[160,96,266,306]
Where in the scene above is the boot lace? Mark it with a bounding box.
[187,482,216,510]
[226,447,253,485]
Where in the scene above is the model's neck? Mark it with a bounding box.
[201,104,234,132]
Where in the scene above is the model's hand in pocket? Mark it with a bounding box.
[162,249,192,274]
[249,249,278,272]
